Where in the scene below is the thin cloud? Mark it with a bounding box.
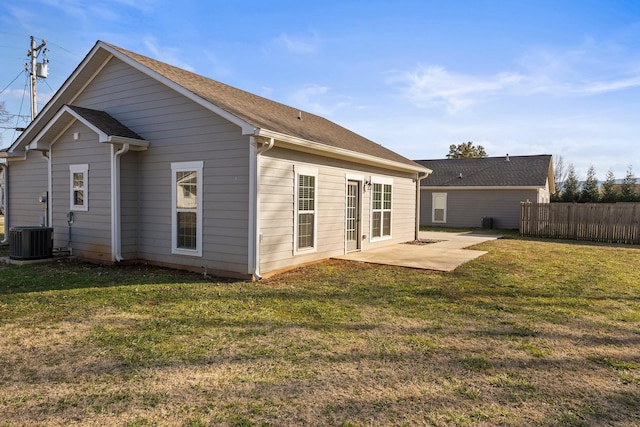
[287,84,350,117]
[392,36,640,113]
[2,88,29,100]
[40,0,156,18]
[392,63,640,113]
[143,37,195,72]
[272,32,321,55]
[390,66,526,112]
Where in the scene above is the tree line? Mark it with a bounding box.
[552,156,638,203]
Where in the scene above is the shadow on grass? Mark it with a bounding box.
[1,244,639,425]
[0,255,224,295]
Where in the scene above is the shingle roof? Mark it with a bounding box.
[415,155,552,187]
[66,105,144,140]
[103,42,421,169]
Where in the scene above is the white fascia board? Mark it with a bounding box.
[255,129,431,174]
[99,42,256,135]
[29,106,149,151]
[421,186,543,191]
[0,151,26,160]
[7,43,111,154]
[29,106,78,151]
[65,106,109,141]
[30,105,105,150]
[106,136,149,150]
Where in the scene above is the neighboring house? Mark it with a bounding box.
[415,155,554,229]
[0,41,431,279]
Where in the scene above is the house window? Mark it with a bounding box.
[371,177,392,239]
[295,166,318,253]
[432,193,447,223]
[69,164,89,211]
[171,161,203,256]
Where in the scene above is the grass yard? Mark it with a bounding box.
[0,237,639,426]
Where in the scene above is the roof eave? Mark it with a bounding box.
[0,151,27,160]
[421,185,546,191]
[256,129,431,174]
[99,42,257,135]
[6,42,113,155]
[105,136,150,150]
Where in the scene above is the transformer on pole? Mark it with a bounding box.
[27,36,48,120]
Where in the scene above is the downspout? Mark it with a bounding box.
[111,143,130,262]
[415,171,430,240]
[251,136,274,280]
[0,162,7,245]
[41,150,51,227]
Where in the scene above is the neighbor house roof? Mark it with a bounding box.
[4,41,428,174]
[415,155,554,191]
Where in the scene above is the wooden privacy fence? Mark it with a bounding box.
[520,202,640,244]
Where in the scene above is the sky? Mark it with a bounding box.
[1,0,640,180]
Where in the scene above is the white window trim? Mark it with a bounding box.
[432,192,447,223]
[69,164,89,212]
[370,176,393,242]
[294,165,318,254]
[171,161,203,257]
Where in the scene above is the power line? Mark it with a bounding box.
[45,40,81,57]
[43,78,55,93]
[0,70,26,96]
[8,72,31,142]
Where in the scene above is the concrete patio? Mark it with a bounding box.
[334,231,501,272]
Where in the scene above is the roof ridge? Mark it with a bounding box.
[99,41,423,169]
[101,42,312,121]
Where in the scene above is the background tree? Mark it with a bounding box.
[0,101,9,144]
[579,165,599,203]
[560,164,580,202]
[447,141,487,158]
[620,166,638,202]
[552,155,568,201]
[600,169,618,203]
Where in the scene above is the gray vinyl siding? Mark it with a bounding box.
[259,147,417,274]
[51,122,112,262]
[121,151,139,259]
[6,151,48,227]
[73,56,250,275]
[420,188,539,229]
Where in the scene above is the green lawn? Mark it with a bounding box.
[0,237,639,426]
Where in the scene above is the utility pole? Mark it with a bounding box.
[27,36,47,120]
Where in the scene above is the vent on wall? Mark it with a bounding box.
[9,227,54,260]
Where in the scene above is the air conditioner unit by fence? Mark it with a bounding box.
[9,227,54,260]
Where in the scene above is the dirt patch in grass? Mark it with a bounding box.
[0,239,639,425]
[404,239,444,245]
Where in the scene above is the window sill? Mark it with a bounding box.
[172,248,202,257]
[370,235,392,242]
[294,247,317,255]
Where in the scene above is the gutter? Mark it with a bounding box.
[421,185,544,191]
[111,143,130,262]
[41,150,51,227]
[415,171,432,240]
[250,136,275,281]
[255,129,430,175]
